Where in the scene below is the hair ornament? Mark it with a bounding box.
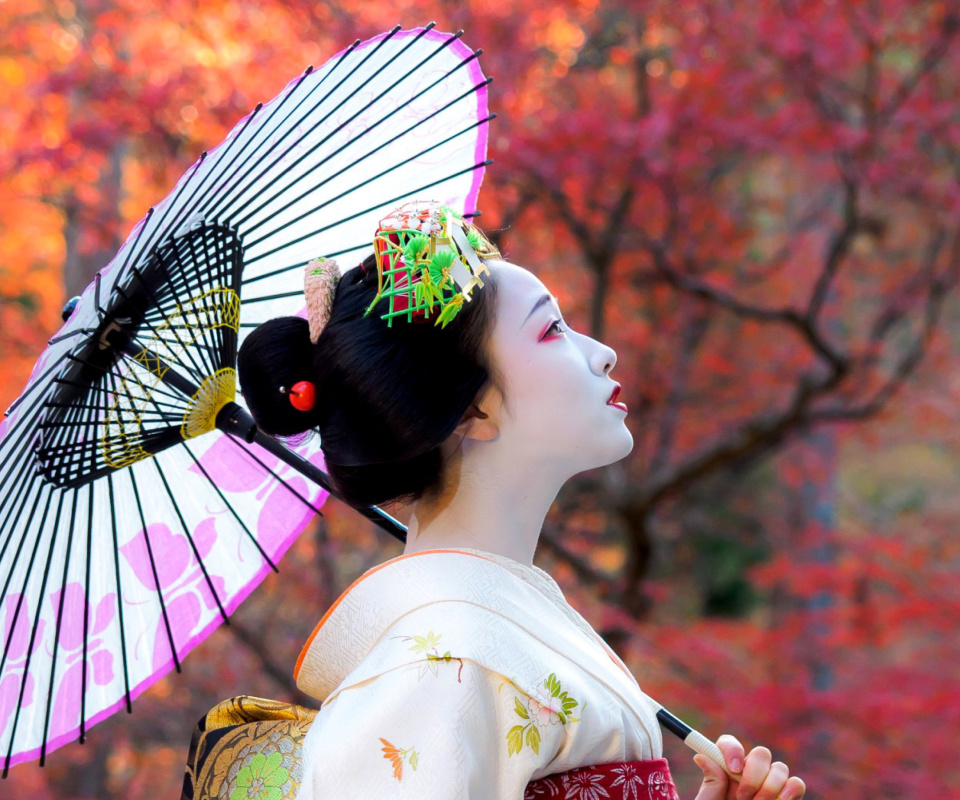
[304,256,342,344]
[363,200,500,328]
[285,380,316,412]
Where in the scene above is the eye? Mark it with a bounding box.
[543,319,567,339]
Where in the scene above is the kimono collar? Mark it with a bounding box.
[293,549,639,704]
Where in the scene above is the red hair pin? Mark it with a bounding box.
[286,381,316,412]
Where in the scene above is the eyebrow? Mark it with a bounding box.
[521,293,558,330]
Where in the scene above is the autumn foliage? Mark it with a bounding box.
[3,1,960,798]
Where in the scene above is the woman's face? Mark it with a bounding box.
[481,260,633,473]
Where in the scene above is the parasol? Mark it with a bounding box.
[0,23,490,772]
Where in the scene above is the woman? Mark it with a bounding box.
[219,202,805,800]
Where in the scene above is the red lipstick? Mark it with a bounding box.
[607,384,628,412]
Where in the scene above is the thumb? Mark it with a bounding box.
[692,753,731,800]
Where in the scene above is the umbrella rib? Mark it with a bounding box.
[121,271,212,386]
[221,432,324,515]
[172,58,330,234]
[3,351,70,417]
[111,207,156,295]
[1,486,58,777]
[47,327,98,346]
[128,466,181,673]
[202,31,398,224]
[79,482,95,743]
[180,441,278,572]
[35,489,80,775]
[233,26,463,231]
[239,76,490,256]
[106,474,133,713]
[147,152,212,262]
[55,362,188,408]
[30,490,65,767]
[0,394,78,560]
[242,109,493,256]
[0,486,50,682]
[243,158,492,269]
[150,458,229,623]
[158,99,266,243]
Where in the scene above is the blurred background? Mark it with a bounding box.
[3,1,960,798]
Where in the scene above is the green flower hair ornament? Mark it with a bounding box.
[363,201,500,328]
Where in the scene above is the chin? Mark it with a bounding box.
[578,426,634,471]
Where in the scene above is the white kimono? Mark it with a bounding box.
[293,548,665,800]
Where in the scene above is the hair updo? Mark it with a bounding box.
[237,252,502,509]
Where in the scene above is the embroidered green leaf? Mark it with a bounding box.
[506,725,525,757]
[513,697,529,720]
[407,631,442,654]
[525,724,541,755]
[409,750,419,771]
[562,695,578,714]
[545,673,562,698]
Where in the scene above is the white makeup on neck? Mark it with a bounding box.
[403,260,633,565]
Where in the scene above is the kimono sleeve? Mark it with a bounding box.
[295,656,565,800]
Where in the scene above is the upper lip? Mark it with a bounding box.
[607,383,622,404]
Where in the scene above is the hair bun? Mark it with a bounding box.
[237,316,321,437]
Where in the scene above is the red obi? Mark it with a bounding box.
[525,758,679,800]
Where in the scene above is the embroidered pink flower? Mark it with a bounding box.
[527,685,563,726]
[561,768,611,800]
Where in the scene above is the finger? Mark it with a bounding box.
[715,733,746,775]
[736,746,772,800]
[753,761,789,800]
[778,776,806,800]
[692,753,730,800]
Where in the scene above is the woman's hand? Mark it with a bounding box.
[693,734,805,800]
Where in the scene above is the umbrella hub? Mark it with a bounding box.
[182,368,237,440]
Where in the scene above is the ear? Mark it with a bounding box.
[452,385,500,442]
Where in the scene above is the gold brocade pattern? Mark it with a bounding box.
[181,695,317,800]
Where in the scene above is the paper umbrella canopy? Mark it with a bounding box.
[0,24,492,772]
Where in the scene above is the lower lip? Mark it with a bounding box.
[607,400,628,412]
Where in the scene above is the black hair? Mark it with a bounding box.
[237,252,502,509]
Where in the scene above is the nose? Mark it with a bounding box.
[589,338,617,376]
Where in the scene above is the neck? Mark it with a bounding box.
[403,440,566,567]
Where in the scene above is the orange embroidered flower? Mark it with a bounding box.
[379,737,419,781]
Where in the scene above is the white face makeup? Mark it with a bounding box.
[481,260,633,477]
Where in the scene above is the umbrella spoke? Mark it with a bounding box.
[106,475,132,714]
[35,489,80,775]
[112,207,156,296]
[79,483,94,743]
[243,108,493,255]
[203,32,397,223]
[241,82,492,276]
[0,486,58,777]
[34,490,66,766]
[3,352,70,417]
[222,432,323,515]
[150,459,228,624]
[233,26,463,231]
[244,158,491,268]
[181,441,278,573]
[0,487,51,678]
[128,467,180,673]
[175,58,327,232]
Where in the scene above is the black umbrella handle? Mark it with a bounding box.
[216,402,408,542]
